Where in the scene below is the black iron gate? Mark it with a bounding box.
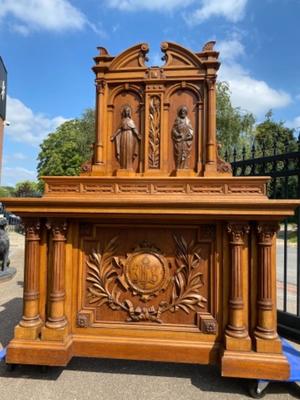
[227,137,300,342]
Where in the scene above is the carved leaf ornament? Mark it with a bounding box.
[87,235,207,323]
[148,96,161,168]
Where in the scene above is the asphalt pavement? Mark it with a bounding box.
[0,232,299,400]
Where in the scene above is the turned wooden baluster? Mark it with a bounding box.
[94,79,106,165]
[226,223,250,338]
[45,220,68,329]
[19,219,42,329]
[205,78,217,172]
[255,223,279,340]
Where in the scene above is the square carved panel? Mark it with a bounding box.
[77,223,217,332]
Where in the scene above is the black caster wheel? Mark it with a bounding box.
[6,363,17,372]
[40,365,49,373]
[248,380,269,398]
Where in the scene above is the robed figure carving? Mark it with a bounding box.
[111,106,141,170]
[172,106,194,169]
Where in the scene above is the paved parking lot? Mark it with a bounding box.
[0,232,299,400]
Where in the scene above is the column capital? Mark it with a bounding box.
[23,218,40,241]
[257,223,279,245]
[227,223,250,245]
[95,79,106,94]
[46,220,68,241]
[206,77,216,90]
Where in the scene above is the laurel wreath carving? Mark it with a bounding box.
[148,96,160,169]
[87,235,207,324]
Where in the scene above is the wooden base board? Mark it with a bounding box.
[6,335,220,366]
[221,349,290,380]
[7,337,290,381]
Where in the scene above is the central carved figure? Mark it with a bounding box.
[111,105,141,170]
[172,106,194,169]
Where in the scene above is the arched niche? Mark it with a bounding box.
[167,87,202,174]
[108,89,144,174]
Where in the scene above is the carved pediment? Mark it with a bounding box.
[161,41,204,69]
[109,43,149,70]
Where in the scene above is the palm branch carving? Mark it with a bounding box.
[148,96,160,168]
[87,234,207,324]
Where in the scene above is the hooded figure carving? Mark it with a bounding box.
[111,106,141,170]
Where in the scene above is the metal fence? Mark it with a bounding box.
[226,136,300,342]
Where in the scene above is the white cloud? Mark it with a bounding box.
[286,116,300,130]
[0,0,89,33]
[2,166,36,186]
[5,96,67,146]
[106,0,194,11]
[218,37,245,62]
[188,0,247,24]
[217,37,291,116]
[220,63,291,116]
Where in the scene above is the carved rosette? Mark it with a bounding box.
[148,96,161,168]
[86,235,207,324]
[197,313,218,334]
[77,313,91,328]
[255,223,279,340]
[226,223,250,339]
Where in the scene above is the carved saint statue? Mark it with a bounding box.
[172,106,194,169]
[111,106,141,170]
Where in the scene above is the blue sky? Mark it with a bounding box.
[0,0,300,186]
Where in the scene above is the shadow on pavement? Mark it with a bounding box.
[0,298,22,347]
[0,297,298,397]
[2,355,299,398]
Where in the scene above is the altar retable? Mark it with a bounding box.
[3,41,299,381]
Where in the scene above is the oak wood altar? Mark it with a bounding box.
[3,41,299,381]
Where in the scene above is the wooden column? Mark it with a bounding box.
[225,223,251,351]
[255,223,281,353]
[42,220,68,340]
[15,219,42,339]
[204,78,217,176]
[94,79,106,165]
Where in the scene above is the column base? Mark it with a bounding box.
[203,163,217,176]
[41,324,69,341]
[175,169,195,177]
[116,169,136,177]
[90,164,106,176]
[14,319,42,340]
[221,348,289,380]
[224,334,252,351]
[255,336,282,353]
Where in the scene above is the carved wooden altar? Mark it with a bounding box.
[3,42,299,381]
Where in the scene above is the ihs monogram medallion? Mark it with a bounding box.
[117,242,170,302]
[86,235,207,324]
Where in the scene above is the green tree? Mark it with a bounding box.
[0,186,16,197]
[216,81,256,159]
[254,110,297,155]
[37,109,95,189]
[15,181,40,197]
